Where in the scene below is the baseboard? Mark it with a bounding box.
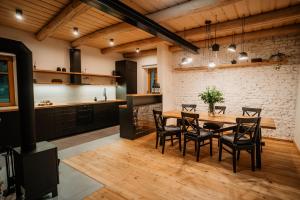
[262,136,293,143]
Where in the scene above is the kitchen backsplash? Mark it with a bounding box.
[34,84,116,104]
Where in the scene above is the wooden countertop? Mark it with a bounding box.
[0,99,127,113]
[126,93,162,97]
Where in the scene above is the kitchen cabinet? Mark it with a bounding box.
[0,101,125,151]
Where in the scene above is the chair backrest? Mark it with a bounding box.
[181,112,200,135]
[234,117,261,143]
[182,104,197,112]
[242,107,262,117]
[153,110,165,132]
[215,106,226,114]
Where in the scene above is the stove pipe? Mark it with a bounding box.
[0,38,36,152]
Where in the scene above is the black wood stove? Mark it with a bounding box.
[0,38,59,199]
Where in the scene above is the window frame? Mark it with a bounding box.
[147,67,157,94]
[0,55,15,107]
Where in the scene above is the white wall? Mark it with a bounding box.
[294,70,300,150]
[0,25,123,104]
[170,35,300,140]
[134,55,157,94]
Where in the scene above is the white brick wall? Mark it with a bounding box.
[171,35,300,140]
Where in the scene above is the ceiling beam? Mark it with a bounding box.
[71,0,239,47]
[124,24,300,58]
[102,5,300,54]
[80,0,199,54]
[36,0,90,41]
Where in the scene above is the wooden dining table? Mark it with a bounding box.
[163,110,277,169]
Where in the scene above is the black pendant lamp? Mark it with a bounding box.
[228,32,236,52]
[238,16,248,60]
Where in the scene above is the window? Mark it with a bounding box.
[0,55,15,106]
[147,68,157,93]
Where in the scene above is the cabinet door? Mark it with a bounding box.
[35,108,55,141]
[0,111,21,148]
[54,107,77,138]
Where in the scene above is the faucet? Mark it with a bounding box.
[103,88,107,101]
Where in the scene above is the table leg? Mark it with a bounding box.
[256,128,262,169]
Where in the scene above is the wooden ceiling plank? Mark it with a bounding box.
[36,0,90,41]
[71,0,243,47]
[100,5,300,54]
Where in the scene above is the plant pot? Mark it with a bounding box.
[208,103,215,116]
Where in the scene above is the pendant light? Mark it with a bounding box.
[15,9,23,20]
[228,32,236,52]
[180,28,193,65]
[73,27,79,36]
[238,16,248,61]
[212,16,220,52]
[205,20,216,68]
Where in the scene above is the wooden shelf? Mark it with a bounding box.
[173,61,286,71]
[33,69,120,78]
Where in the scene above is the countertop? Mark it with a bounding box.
[0,99,127,113]
[126,93,162,97]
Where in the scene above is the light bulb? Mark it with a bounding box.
[73,27,79,36]
[136,48,140,53]
[109,38,114,46]
[15,9,23,20]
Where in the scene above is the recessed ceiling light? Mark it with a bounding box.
[73,27,79,36]
[109,38,114,46]
[136,48,140,53]
[15,9,23,21]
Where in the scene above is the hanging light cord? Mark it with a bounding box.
[241,15,245,51]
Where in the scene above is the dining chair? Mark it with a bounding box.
[203,106,226,146]
[153,110,181,154]
[182,104,197,112]
[181,112,213,161]
[218,117,261,173]
[242,107,264,152]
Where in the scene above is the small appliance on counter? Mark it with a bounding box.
[38,100,53,106]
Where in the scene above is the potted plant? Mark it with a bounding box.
[199,86,224,115]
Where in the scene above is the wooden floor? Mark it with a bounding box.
[64,133,300,200]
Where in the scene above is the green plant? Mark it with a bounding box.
[199,87,224,113]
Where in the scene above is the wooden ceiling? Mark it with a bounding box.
[0,0,299,57]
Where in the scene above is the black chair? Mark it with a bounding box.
[242,107,264,151]
[182,104,197,112]
[218,117,261,173]
[181,112,213,161]
[203,106,226,130]
[153,110,181,154]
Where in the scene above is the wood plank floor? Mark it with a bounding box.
[63,133,300,200]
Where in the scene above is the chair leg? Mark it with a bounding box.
[219,141,223,161]
[171,135,174,146]
[237,150,240,161]
[232,149,237,173]
[162,136,166,154]
[178,133,182,152]
[196,140,200,162]
[155,133,159,149]
[251,147,255,171]
[183,136,186,156]
[209,137,213,156]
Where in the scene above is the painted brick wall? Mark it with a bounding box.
[171,35,300,140]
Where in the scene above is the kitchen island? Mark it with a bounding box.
[119,94,162,140]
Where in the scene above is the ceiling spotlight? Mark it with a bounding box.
[208,61,216,68]
[73,27,79,36]
[109,38,114,46]
[227,44,236,52]
[15,9,23,20]
[181,57,193,65]
[136,48,140,53]
[238,51,248,60]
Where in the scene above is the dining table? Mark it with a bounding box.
[163,110,276,169]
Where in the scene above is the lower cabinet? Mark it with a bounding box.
[0,102,124,150]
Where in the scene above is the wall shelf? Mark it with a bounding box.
[173,61,286,71]
[33,69,120,78]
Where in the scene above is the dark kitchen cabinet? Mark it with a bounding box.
[115,60,137,100]
[1,101,125,150]
[35,108,55,141]
[0,111,21,149]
